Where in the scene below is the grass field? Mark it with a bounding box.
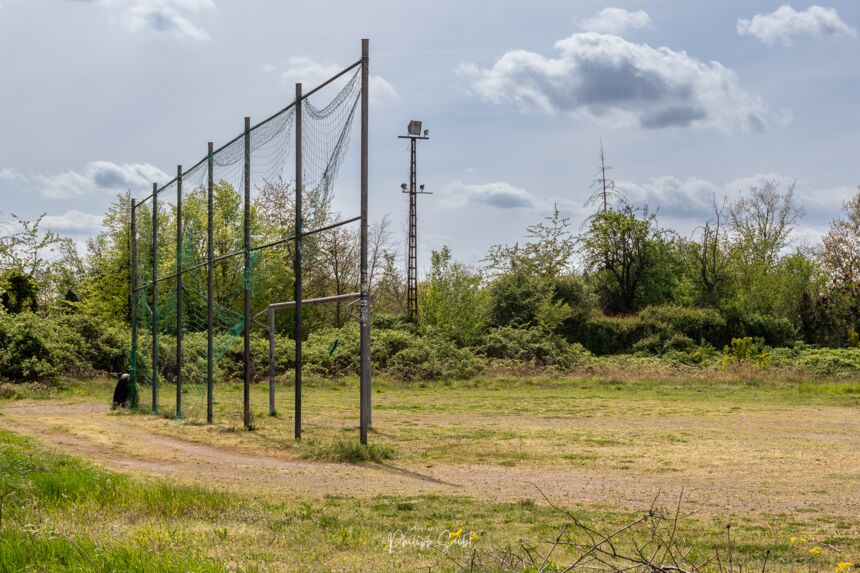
[0,374,857,571]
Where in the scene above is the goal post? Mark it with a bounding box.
[129,39,372,443]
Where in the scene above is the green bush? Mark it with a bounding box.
[638,305,725,345]
[576,312,676,355]
[65,314,130,374]
[572,305,757,355]
[724,311,796,347]
[486,271,548,328]
[479,326,591,369]
[771,345,860,375]
[388,335,483,381]
[299,325,483,381]
[0,312,87,382]
[722,337,772,367]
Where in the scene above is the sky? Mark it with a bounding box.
[1,0,859,272]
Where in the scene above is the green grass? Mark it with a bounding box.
[302,438,397,463]
[0,426,857,571]
[1,372,859,570]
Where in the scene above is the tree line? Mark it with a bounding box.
[2,158,860,384]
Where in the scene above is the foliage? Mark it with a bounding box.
[580,205,663,313]
[486,271,549,328]
[421,246,487,345]
[722,337,772,367]
[479,326,592,369]
[0,269,39,314]
[821,189,860,283]
[484,205,576,278]
[0,311,87,382]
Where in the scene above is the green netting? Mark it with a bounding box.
[130,67,362,424]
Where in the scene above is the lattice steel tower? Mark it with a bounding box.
[398,121,430,321]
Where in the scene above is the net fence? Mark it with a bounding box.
[130,66,362,424]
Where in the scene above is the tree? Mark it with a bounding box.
[80,193,133,323]
[691,197,731,307]
[421,246,487,345]
[821,188,860,284]
[0,269,39,314]
[726,180,806,317]
[580,205,660,314]
[729,180,802,267]
[584,141,623,214]
[484,205,576,278]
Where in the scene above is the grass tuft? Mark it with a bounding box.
[303,439,397,463]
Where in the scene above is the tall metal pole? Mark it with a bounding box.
[398,125,429,322]
[268,306,276,416]
[243,117,252,430]
[130,198,138,406]
[207,142,214,424]
[294,82,303,441]
[151,182,159,414]
[175,165,183,420]
[359,38,371,444]
[407,138,418,321]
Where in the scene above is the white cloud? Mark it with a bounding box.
[578,7,652,35]
[39,161,168,199]
[114,0,214,42]
[440,181,537,209]
[738,5,856,46]
[614,173,854,242]
[619,176,719,217]
[280,57,398,105]
[0,167,22,180]
[460,32,769,132]
[42,210,105,233]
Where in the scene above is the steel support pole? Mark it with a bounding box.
[175,165,183,419]
[407,138,418,321]
[130,199,138,404]
[268,307,276,416]
[207,142,214,424]
[294,82,303,441]
[243,117,252,430]
[151,182,159,413]
[359,38,371,444]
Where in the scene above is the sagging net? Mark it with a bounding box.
[131,68,361,422]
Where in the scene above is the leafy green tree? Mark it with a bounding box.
[724,180,809,321]
[421,246,487,345]
[0,269,39,314]
[688,198,731,307]
[580,206,662,314]
[79,193,133,323]
[484,205,576,279]
[486,271,549,328]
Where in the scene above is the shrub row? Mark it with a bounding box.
[569,305,795,355]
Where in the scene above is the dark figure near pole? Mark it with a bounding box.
[112,373,131,409]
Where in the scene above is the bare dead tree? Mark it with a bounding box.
[585,141,624,215]
[692,196,731,307]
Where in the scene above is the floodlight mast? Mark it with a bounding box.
[397,121,431,322]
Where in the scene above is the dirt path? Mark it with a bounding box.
[1,400,858,519]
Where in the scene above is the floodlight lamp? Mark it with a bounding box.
[419,184,425,191]
[407,120,423,136]
[401,183,408,190]
[424,129,429,137]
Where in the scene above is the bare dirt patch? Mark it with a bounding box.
[1,394,857,519]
